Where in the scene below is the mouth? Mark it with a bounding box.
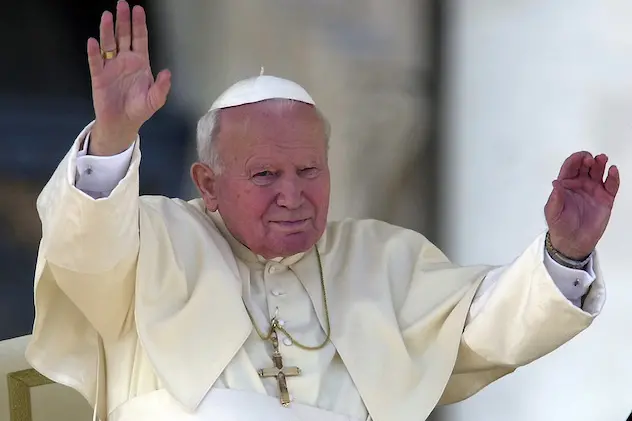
[270,219,310,231]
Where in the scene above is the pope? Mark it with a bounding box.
[27,2,620,421]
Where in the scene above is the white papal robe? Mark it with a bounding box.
[26,122,605,421]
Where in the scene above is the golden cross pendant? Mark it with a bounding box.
[258,327,301,407]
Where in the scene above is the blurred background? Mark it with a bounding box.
[0,0,630,420]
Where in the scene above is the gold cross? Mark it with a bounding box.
[258,328,301,407]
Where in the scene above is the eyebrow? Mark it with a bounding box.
[246,163,275,172]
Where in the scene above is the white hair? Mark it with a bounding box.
[196,99,330,173]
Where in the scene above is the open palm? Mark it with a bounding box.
[87,2,170,155]
[545,152,620,259]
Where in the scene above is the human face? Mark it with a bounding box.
[191,100,330,259]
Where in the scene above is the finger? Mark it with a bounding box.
[558,151,589,179]
[87,37,104,76]
[578,153,594,177]
[589,153,608,181]
[603,165,620,197]
[546,181,565,220]
[115,1,132,52]
[132,5,149,58]
[99,11,117,55]
[147,70,172,112]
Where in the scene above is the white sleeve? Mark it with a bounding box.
[467,246,598,323]
[75,132,136,199]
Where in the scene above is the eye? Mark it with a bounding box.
[299,167,320,178]
[252,170,277,185]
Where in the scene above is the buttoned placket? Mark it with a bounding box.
[264,262,293,346]
[261,261,301,401]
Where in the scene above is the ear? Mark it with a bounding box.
[190,162,219,211]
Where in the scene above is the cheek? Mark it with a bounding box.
[222,184,274,217]
[305,179,331,213]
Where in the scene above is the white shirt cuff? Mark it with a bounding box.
[75,132,136,199]
[542,247,595,307]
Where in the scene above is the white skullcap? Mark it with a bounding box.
[209,75,315,111]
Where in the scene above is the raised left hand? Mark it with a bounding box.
[545,151,620,260]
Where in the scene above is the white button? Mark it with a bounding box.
[268,266,277,274]
[573,279,580,287]
[283,338,293,346]
[271,289,285,297]
[85,166,93,175]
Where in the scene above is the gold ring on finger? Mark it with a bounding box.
[101,49,117,60]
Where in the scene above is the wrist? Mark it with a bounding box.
[89,123,137,156]
[545,232,592,269]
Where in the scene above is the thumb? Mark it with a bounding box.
[545,180,565,221]
[147,69,172,113]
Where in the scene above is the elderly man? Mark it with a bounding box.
[27,3,619,421]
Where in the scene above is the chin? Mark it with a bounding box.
[270,232,319,257]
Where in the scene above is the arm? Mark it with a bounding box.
[34,1,170,339]
[37,122,141,339]
[460,148,619,369]
[27,6,170,418]
[438,232,605,405]
[460,235,604,364]
[439,150,619,404]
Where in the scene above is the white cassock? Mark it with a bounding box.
[26,77,604,421]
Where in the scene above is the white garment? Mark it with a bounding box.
[110,388,363,421]
[29,124,604,420]
[75,133,597,318]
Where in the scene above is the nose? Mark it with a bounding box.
[275,176,304,210]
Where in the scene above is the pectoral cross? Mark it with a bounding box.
[258,326,301,407]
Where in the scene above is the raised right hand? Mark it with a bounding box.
[87,1,171,156]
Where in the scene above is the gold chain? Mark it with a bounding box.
[243,245,331,351]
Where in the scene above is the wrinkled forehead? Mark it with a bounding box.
[216,100,328,150]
